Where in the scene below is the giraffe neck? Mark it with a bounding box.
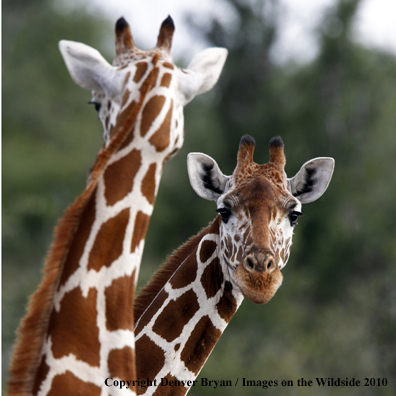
[8,57,179,396]
[133,216,244,396]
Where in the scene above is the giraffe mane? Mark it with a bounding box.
[7,58,159,395]
[134,218,219,324]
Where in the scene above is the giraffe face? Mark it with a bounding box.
[91,52,185,146]
[188,135,335,305]
[216,175,300,304]
[59,16,228,147]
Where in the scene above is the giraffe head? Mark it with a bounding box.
[58,16,227,147]
[188,135,334,304]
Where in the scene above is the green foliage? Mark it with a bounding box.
[2,0,396,394]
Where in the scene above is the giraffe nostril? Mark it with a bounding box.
[246,258,255,270]
[267,260,273,270]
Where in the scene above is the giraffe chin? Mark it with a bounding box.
[234,264,283,304]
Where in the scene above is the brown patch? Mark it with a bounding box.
[163,62,174,69]
[154,374,186,396]
[105,270,136,331]
[117,101,137,150]
[47,371,101,396]
[153,290,199,342]
[108,346,136,388]
[174,343,180,351]
[87,208,130,272]
[169,255,197,289]
[199,240,217,263]
[135,289,169,335]
[180,315,221,374]
[49,288,100,367]
[160,73,172,88]
[123,70,131,85]
[149,100,173,152]
[122,89,131,107]
[136,335,165,393]
[58,190,96,288]
[151,67,160,87]
[200,257,223,299]
[134,62,148,83]
[112,99,138,141]
[131,211,150,253]
[216,281,238,322]
[229,237,235,258]
[103,149,142,206]
[32,355,49,395]
[235,246,243,263]
[140,95,166,137]
[118,107,137,150]
[134,218,221,325]
[141,163,157,205]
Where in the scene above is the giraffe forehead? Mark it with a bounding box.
[226,175,292,215]
[98,57,179,142]
[118,58,175,93]
[233,162,288,191]
[115,48,173,68]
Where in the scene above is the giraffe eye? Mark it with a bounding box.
[289,210,303,226]
[216,207,231,224]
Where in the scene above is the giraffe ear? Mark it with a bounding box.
[177,47,228,105]
[187,153,229,201]
[288,157,335,203]
[59,40,124,98]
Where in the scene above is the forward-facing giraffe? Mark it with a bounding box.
[8,16,227,396]
[130,135,334,396]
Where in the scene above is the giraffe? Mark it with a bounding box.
[130,135,334,396]
[7,16,228,396]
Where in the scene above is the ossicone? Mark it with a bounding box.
[156,15,175,53]
[115,17,135,57]
[236,135,256,169]
[268,136,286,169]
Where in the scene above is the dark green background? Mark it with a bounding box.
[3,0,396,394]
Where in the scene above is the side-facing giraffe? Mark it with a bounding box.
[8,16,227,396]
[131,135,334,396]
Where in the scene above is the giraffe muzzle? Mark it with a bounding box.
[243,252,276,273]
